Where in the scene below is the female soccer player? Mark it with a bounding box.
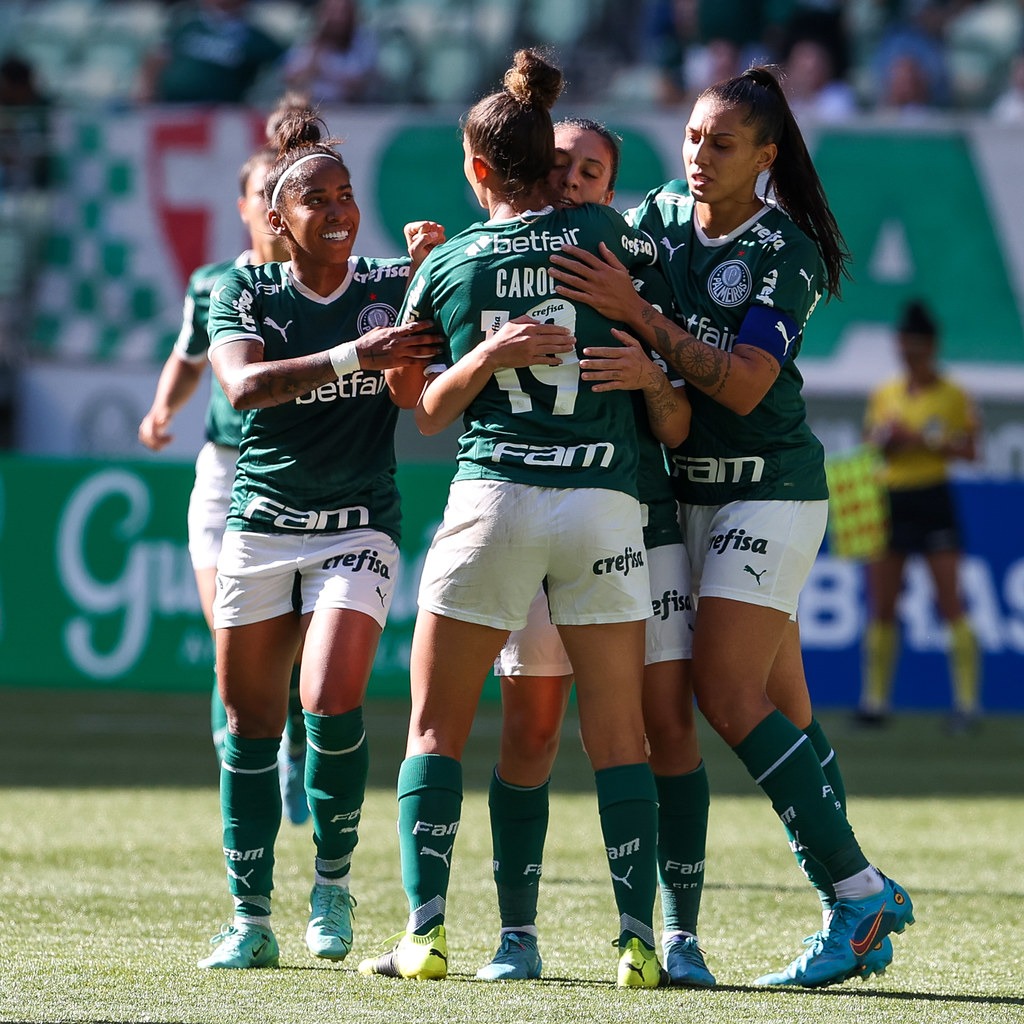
[475,117,713,988]
[358,50,677,988]
[138,136,315,825]
[196,105,441,969]
[549,66,915,989]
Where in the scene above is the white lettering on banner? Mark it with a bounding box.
[57,469,196,679]
[801,555,1024,655]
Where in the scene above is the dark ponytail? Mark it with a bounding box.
[701,66,852,299]
[263,100,346,210]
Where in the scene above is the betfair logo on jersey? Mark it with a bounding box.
[491,441,615,469]
[353,264,410,283]
[465,227,583,258]
[295,372,385,402]
[621,232,656,260]
[321,548,392,579]
[670,454,766,485]
[242,497,370,532]
[708,260,752,307]
[684,313,738,352]
[651,588,693,621]
[708,528,769,555]
[593,546,645,577]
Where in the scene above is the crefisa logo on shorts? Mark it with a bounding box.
[707,528,769,554]
[322,548,392,578]
[707,260,752,307]
[592,545,645,576]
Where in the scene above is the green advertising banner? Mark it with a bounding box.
[0,456,452,695]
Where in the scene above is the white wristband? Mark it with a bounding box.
[329,340,360,379]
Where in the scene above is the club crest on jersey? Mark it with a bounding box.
[358,302,398,333]
[707,260,752,307]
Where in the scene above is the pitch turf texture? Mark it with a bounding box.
[3,689,1022,1024]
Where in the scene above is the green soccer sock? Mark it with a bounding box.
[304,708,368,881]
[221,732,281,919]
[488,768,549,930]
[655,763,709,937]
[397,754,462,934]
[733,710,869,885]
[210,677,227,764]
[783,718,848,914]
[861,620,899,712]
[596,762,659,949]
[949,616,981,715]
[284,665,306,756]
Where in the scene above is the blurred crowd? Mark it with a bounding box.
[0,0,1021,122]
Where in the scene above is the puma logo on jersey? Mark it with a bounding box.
[775,320,797,353]
[660,237,687,260]
[798,268,814,290]
[264,317,292,342]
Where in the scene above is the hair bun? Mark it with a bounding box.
[503,48,563,111]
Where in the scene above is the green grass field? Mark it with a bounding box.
[2,688,1023,1024]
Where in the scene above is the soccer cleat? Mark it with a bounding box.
[754,875,913,988]
[358,925,448,980]
[198,922,279,969]
[305,884,356,960]
[616,937,669,989]
[280,748,310,826]
[475,932,542,981]
[664,935,716,987]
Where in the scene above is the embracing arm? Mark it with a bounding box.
[580,330,691,448]
[551,242,779,415]
[212,320,441,410]
[412,316,576,436]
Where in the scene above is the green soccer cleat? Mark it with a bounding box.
[754,875,913,988]
[305,884,356,960]
[198,922,279,969]
[616,937,669,989]
[475,932,542,981]
[664,935,716,987]
[358,925,448,980]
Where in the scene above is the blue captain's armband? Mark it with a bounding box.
[736,305,800,363]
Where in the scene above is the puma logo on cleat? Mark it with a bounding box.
[744,565,766,584]
[625,959,646,981]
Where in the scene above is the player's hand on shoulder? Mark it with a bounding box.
[357,319,442,368]
[404,220,446,270]
[480,315,575,369]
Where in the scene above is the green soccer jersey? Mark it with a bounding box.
[627,180,828,505]
[175,252,250,449]
[632,269,683,551]
[207,256,411,541]
[400,204,658,498]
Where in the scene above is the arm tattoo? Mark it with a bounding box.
[642,308,730,396]
[642,369,677,426]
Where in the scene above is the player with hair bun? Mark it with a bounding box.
[359,49,683,988]
[196,103,442,970]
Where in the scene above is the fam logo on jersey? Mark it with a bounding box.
[708,260,752,307]
[358,302,398,334]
